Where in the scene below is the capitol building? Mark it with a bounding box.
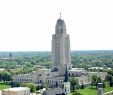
[12,16,106,95]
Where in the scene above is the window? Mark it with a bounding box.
[65,87,66,91]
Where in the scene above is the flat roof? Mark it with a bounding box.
[68,68,85,72]
[41,69,51,71]
[2,87,29,91]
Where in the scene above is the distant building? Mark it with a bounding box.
[0,68,5,71]
[88,67,104,70]
[12,16,88,87]
[43,66,70,95]
[51,17,72,75]
[2,87,30,95]
[12,15,107,95]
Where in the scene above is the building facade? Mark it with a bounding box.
[12,16,107,94]
[12,17,90,86]
[51,18,72,75]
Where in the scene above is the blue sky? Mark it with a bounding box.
[0,0,113,51]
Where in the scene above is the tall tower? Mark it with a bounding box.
[51,15,72,75]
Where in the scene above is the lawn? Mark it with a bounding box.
[0,83,11,90]
[70,85,113,95]
[78,86,98,95]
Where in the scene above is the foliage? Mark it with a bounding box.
[11,82,20,87]
[80,82,84,89]
[70,77,79,91]
[71,50,113,69]
[0,70,12,83]
[36,85,40,91]
[0,83,11,90]
[20,83,36,93]
[91,74,102,88]
[106,70,113,87]
[0,51,113,76]
[0,50,113,70]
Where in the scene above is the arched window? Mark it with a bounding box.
[60,29,63,34]
[69,73,70,76]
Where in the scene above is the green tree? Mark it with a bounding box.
[36,85,40,91]
[20,83,36,93]
[91,74,102,88]
[0,71,12,83]
[91,74,98,86]
[97,76,102,83]
[70,77,79,91]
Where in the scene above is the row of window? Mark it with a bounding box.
[47,80,63,84]
[13,78,34,82]
[38,73,49,76]
[68,73,82,77]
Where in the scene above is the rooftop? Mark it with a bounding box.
[2,87,29,92]
[68,68,85,72]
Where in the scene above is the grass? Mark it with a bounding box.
[103,85,113,93]
[70,85,113,95]
[0,83,11,90]
[78,86,98,95]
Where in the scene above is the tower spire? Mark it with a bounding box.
[60,12,61,18]
[64,65,68,82]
